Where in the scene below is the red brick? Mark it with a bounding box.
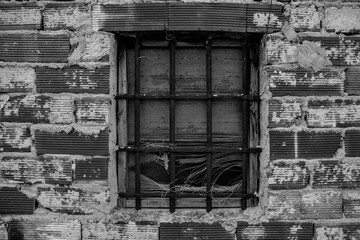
[313,161,342,188]
[0,187,35,214]
[269,99,302,127]
[75,98,109,125]
[0,66,35,93]
[75,157,108,181]
[268,191,302,220]
[0,126,31,152]
[34,129,109,156]
[346,67,360,95]
[265,35,297,64]
[0,155,72,184]
[44,3,90,30]
[324,6,360,33]
[37,186,110,214]
[1,95,73,124]
[303,36,360,66]
[160,223,233,239]
[290,5,321,31]
[268,161,310,189]
[0,4,41,30]
[7,220,81,239]
[316,224,360,239]
[83,222,158,240]
[301,190,343,219]
[308,99,360,128]
[36,66,110,94]
[269,131,295,160]
[297,131,341,159]
[0,34,70,63]
[267,67,344,96]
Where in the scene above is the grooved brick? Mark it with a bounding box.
[37,187,110,214]
[290,5,320,31]
[75,157,108,181]
[75,98,109,125]
[269,131,295,160]
[297,132,341,159]
[0,34,70,63]
[0,4,42,30]
[0,66,35,93]
[268,191,302,220]
[1,95,73,124]
[269,99,302,127]
[267,67,344,96]
[7,220,81,240]
[301,190,343,219]
[346,67,360,95]
[303,36,360,66]
[268,161,309,189]
[0,155,72,184]
[265,35,297,64]
[83,222,158,240]
[0,126,31,152]
[36,66,110,94]
[308,99,360,127]
[344,199,360,218]
[0,187,35,214]
[345,130,360,157]
[44,3,90,30]
[316,224,360,239]
[324,6,360,33]
[34,129,109,156]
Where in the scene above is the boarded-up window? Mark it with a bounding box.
[117,33,261,211]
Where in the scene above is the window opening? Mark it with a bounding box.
[116,32,261,212]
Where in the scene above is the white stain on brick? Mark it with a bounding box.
[241,226,266,240]
[266,36,297,64]
[290,5,320,30]
[44,6,90,30]
[316,227,345,240]
[324,7,360,33]
[0,66,35,91]
[253,12,282,28]
[0,8,41,27]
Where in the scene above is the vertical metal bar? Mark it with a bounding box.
[169,39,176,213]
[134,36,141,210]
[241,38,251,210]
[206,38,212,212]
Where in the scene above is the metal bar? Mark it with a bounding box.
[206,38,212,213]
[117,146,262,153]
[118,192,258,198]
[134,35,141,210]
[241,37,251,210]
[115,93,261,101]
[169,39,176,213]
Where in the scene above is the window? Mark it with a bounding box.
[116,32,261,212]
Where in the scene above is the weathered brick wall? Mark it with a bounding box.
[1,0,360,239]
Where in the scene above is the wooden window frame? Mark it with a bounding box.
[116,32,261,212]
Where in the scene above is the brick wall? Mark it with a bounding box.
[1,0,360,239]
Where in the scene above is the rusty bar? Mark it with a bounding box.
[169,39,176,213]
[118,192,258,198]
[117,146,262,153]
[241,37,251,210]
[115,93,260,100]
[206,38,212,212]
[134,35,141,210]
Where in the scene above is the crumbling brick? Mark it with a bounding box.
[37,187,110,214]
[315,224,360,239]
[0,126,31,152]
[267,67,344,97]
[0,34,70,63]
[1,95,73,124]
[268,161,310,189]
[0,155,72,184]
[324,6,360,33]
[269,99,302,127]
[0,4,41,30]
[0,66,35,93]
[265,35,297,64]
[308,99,360,127]
[75,98,109,125]
[44,3,90,30]
[290,4,321,31]
[36,66,110,94]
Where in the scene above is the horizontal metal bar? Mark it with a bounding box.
[118,192,258,199]
[115,93,260,101]
[117,146,262,153]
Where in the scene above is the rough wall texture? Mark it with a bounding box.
[1,0,360,239]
